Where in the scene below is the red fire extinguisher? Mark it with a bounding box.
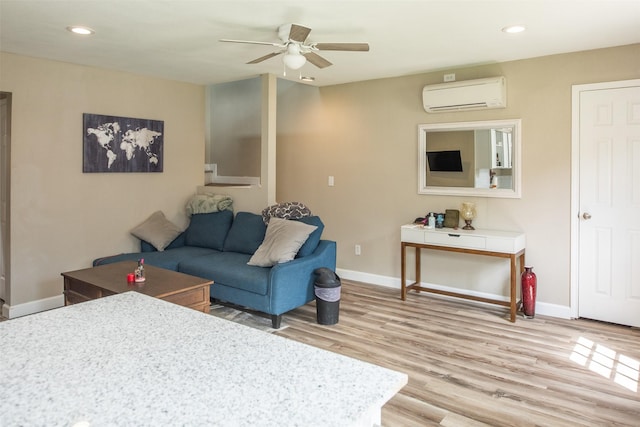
[521,266,537,318]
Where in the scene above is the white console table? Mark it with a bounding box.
[400,224,526,322]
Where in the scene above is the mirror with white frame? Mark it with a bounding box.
[418,119,521,198]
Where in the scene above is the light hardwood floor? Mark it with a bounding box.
[275,280,640,427]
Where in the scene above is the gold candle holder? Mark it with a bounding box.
[460,202,477,230]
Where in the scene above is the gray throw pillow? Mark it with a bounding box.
[130,211,182,252]
[247,218,317,267]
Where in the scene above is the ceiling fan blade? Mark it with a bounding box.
[304,52,332,69]
[314,42,370,52]
[220,39,281,47]
[289,24,312,43]
[247,51,282,64]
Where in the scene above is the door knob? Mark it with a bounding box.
[582,212,592,220]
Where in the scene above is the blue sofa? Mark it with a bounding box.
[94,210,337,328]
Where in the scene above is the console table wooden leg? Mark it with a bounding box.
[401,243,407,300]
[516,252,526,314]
[510,254,517,322]
[415,247,421,293]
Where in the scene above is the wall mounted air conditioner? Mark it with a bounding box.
[422,76,506,113]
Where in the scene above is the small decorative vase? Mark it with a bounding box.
[460,202,477,230]
[521,266,537,318]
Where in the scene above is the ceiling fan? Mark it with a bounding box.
[219,23,369,71]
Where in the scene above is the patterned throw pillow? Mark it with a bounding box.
[261,202,311,224]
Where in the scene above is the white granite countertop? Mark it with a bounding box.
[0,292,407,426]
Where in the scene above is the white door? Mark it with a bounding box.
[575,81,640,327]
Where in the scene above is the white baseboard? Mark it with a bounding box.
[2,271,572,321]
[336,268,572,320]
[3,294,65,319]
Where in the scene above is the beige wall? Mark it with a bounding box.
[276,44,640,310]
[0,53,205,310]
[1,44,637,315]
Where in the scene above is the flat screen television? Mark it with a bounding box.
[426,150,463,172]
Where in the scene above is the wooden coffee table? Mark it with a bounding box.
[62,261,213,312]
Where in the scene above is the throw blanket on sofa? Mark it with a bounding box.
[186,194,233,216]
[262,202,311,224]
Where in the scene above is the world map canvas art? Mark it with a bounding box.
[83,113,164,173]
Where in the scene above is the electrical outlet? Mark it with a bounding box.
[444,73,456,82]
[328,176,335,186]
[355,244,361,255]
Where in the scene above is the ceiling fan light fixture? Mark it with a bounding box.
[222,23,369,71]
[282,49,306,70]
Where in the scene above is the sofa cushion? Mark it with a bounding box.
[247,218,317,267]
[184,210,233,251]
[130,211,182,251]
[178,252,271,295]
[223,212,267,255]
[93,246,218,270]
[295,216,324,258]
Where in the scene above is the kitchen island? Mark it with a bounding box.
[0,292,406,427]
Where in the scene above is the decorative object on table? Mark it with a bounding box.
[413,216,429,228]
[460,202,477,230]
[435,213,445,228]
[521,266,537,318]
[444,209,460,228]
[83,113,164,173]
[135,259,145,283]
[426,213,435,229]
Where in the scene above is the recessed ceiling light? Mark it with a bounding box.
[67,26,95,36]
[502,25,526,34]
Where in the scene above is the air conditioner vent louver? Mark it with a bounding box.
[423,77,506,113]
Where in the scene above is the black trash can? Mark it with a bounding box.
[314,267,341,325]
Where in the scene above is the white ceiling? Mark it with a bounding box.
[1,1,639,87]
